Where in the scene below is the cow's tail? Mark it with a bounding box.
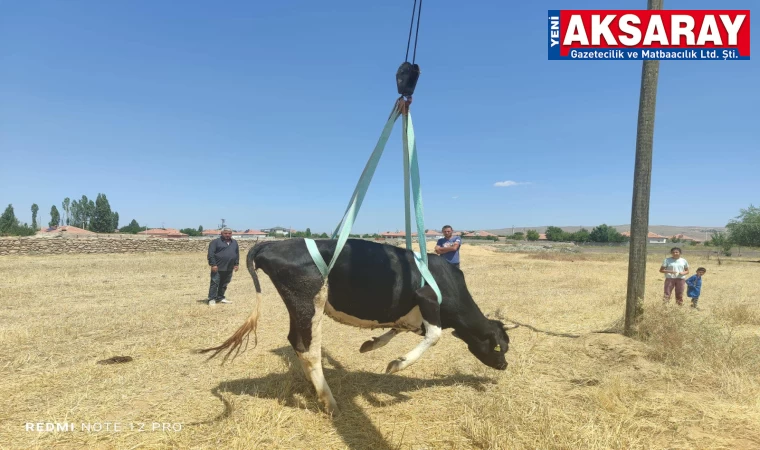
[198,244,264,363]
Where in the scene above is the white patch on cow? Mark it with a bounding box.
[324,301,423,333]
[385,318,442,374]
[296,284,338,414]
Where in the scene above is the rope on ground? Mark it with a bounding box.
[503,317,624,339]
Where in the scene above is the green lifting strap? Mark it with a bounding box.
[305,99,442,304]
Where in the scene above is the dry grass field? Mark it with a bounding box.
[1,244,759,449]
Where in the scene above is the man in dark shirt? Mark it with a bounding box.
[206,228,239,305]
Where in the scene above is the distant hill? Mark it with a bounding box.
[485,225,726,239]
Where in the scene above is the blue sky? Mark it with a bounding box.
[1,0,757,233]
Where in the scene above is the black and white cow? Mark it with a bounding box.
[200,238,511,414]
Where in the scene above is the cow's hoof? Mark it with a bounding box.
[359,339,376,353]
[324,402,340,416]
[385,357,406,374]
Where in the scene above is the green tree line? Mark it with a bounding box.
[1,193,121,236]
[504,224,628,243]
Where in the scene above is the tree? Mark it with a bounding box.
[589,224,626,243]
[0,204,16,234]
[112,211,119,231]
[0,204,35,236]
[710,231,733,256]
[198,225,204,233]
[590,224,612,242]
[726,204,760,248]
[70,200,80,227]
[79,195,90,228]
[180,228,202,237]
[90,193,115,233]
[571,228,590,243]
[71,195,96,229]
[49,205,61,227]
[31,203,39,230]
[120,219,142,234]
[626,0,662,336]
[86,198,95,230]
[306,227,312,238]
[62,197,71,225]
[526,229,539,241]
[544,226,567,242]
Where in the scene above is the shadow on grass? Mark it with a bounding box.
[199,346,494,449]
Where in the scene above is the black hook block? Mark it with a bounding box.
[396,62,420,97]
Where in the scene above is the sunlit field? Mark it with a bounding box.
[1,244,759,449]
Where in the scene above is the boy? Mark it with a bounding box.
[686,267,707,309]
[659,247,689,306]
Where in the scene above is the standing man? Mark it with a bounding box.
[206,227,239,305]
[435,225,462,269]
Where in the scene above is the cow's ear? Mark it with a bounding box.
[488,333,499,352]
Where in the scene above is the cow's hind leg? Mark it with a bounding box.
[289,284,338,414]
[360,329,400,353]
[386,285,442,374]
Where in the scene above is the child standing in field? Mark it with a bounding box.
[686,267,707,309]
[659,247,690,306]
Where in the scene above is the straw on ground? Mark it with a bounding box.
[1,245,758,449]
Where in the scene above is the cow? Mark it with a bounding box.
[199,238,511,414]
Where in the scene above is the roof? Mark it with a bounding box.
[202,229,220,236]
[463,230,497,237]
[538,233,547,240]
[381,230,462,237]
[239,229,267,235]
[264,226,295,232]
[672,233,702,242]
[37,225,95,235]
[138,228,188,237]
[620,231,666,238]
[381,231,416,237]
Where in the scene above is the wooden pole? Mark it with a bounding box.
[625,0,663,336]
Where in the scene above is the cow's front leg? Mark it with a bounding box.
[290,285,338,414]
[360,329,400,353]
[386,285,442,374]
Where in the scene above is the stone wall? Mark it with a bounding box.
[0,236,263,256]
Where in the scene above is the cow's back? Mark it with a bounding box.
[325,239,423,324]
[252,238,456,327]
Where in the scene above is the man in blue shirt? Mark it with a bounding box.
[435,225,462,269]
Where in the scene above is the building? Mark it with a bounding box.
[463,230,497,238]
[138,228,188,238]
[671,233,702,244]
[425,230,443,240]
[37,225,95,236]
[620,231,668,244]
[261,226,295,236]
[379,230,461,240]
[380,231,412,239]
[237,229,268,239]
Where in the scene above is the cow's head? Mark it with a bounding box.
[452,319,510,370]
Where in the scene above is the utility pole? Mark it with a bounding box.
[625,0,663,336]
